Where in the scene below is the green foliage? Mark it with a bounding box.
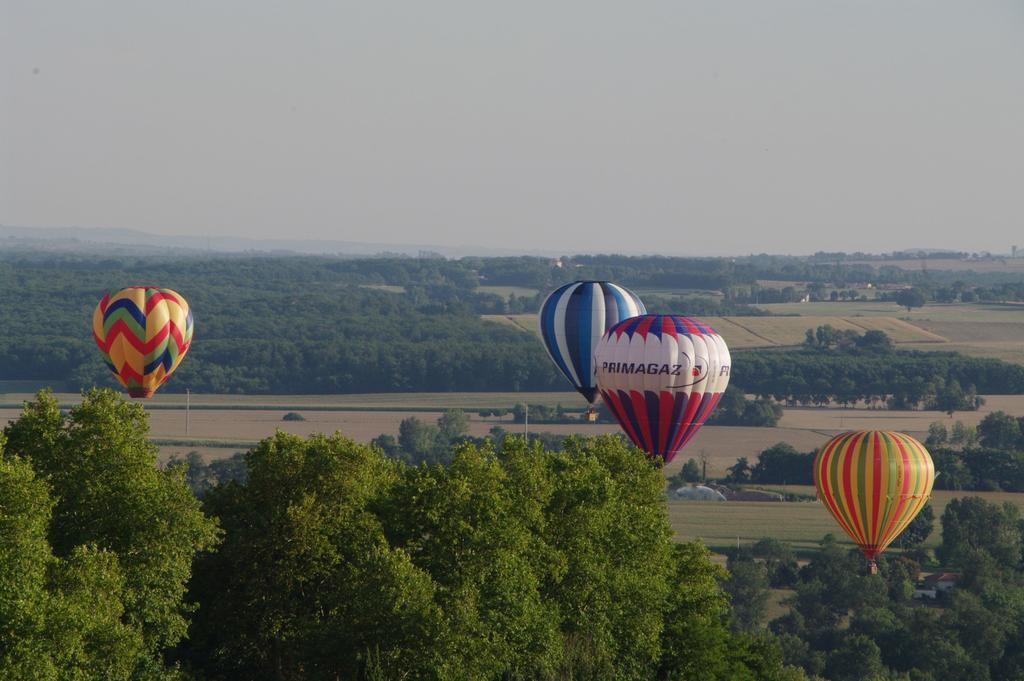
[927,379,983,416]
[681,458,702,482]
[894,288,927,312]
[752,538,800,588]
[726,457,753,484]
[735,346,1024,409]
[938,497,1024,571]
[929,445,1024,492]
[388,409,482,465]
[165,451,248,497]
[181,433,794,680]
[708,386,784,427]
[900,503,934,549]
[979,411,1024,451]
[725,558,771,631]
[749,443,816,485]
[926,422,948,446]
[511,402,581,424]
[0,390,220,678]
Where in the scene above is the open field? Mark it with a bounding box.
[0,403,830,476]
[0,390,583,411]
[357,284,406,294]
[669,488,1024,553]
[482,314,538,334]
[757,301,1024,323]
[704,315,945,346]
[750,303,1024,364]
[477,285,539,298]
[5,390,1024,471]
[484,312,948,348]
[778,395,1024,432]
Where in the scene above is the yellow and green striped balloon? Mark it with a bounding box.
[813,431,934,568]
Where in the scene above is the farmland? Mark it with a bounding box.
[487,301,1024,364]
[484,312,944,348]
[477,285,540,298]
[6,390,1024,476]
[669,488,1024,554]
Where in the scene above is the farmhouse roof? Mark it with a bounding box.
[921,572,960,585]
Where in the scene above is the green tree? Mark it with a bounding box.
[681,458,701,483]
[856,330,894,352]
[0,454,151,679]
[978,411,1023,450]
[186,431,444,679]
[436,408,469,442]
[370,432,399,457]
[724,559,770,631]
[184,432,792,680]
[900,502,934,548]
[752,538,799,587]
[397,416,441,463]
[895,288,926,313]
[727,457,753,484]
[950,421,978,448]
[825,634,884,681]
[926,422,948,446]
[938,496,1024,571]
[1,390,220,677]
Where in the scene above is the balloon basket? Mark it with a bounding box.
[585,407,597,423]
[867,560,878,576]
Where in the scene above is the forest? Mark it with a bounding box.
[2,253,1024,400]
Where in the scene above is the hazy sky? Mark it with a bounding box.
[2,1,1023,256]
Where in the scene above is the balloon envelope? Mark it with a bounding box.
[814,431,934,562]
[538,281,645,405]
[92,286,194,398]
[594,314,730,463]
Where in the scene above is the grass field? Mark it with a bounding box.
[484,312,947,348]
[0,390,583,410]
[5,389,1024,472]
[357,284,406,294]
[669,487,1024,554]
[484,302,1024,363]
[755,302,1024,363]
[757,301,1024,323]
[704,316,945,346]
[779,395,1024,432]
[477,285,539,298]
[482,314,538,334]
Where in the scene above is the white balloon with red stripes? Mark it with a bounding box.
[594,314,730,463]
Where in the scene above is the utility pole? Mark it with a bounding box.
[185,388,191,436]
[524,404,529,442]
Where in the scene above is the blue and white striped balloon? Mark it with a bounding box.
[538,281,646,405]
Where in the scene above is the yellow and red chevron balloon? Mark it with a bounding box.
[814,431,934,568]
[92,286,194,398]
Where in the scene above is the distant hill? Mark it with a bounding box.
[0,225,559,258]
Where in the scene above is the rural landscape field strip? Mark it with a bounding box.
[483,311,955,348]
[0,390,584,411]
[669,488,1024,553]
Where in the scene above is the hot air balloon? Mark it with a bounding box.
[92,286,194,398]
[538,281,645,418]
[814,431,934,574]
[593,314,730,463]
